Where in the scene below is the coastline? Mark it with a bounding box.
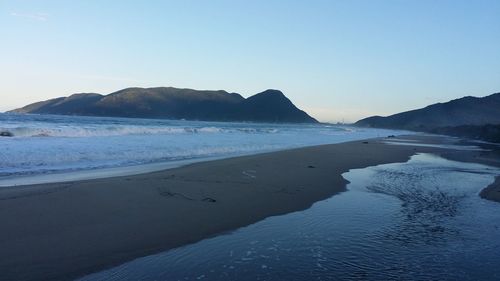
[480,176,500,202]
[0,135,499,281]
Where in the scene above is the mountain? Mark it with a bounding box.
[355,92,500,130]
[231,89,317,123]
[9,87,318,123]
[430,124,500,143]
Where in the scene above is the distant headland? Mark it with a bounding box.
[8,87,318,124]
[355,92,500,143]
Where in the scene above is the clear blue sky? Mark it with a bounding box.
[1,0,499,122]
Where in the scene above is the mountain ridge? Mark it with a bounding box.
[355,92,500,142]
[355,92,500,130]
[9,87,318,123]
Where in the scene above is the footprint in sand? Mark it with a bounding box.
[242,170,257,179]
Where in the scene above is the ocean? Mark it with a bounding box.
[0,113,405,185]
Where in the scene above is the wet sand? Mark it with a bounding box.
[0,135,498,281]
[480,176,500,202]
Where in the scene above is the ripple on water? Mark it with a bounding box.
[79,153,500,281]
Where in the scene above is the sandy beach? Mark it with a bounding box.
[0,135,499,281]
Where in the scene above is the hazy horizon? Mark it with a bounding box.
[1,0,500,122]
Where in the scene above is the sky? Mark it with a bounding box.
[1,0,499,122]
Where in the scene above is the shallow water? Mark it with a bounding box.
[79,153,500,281]
[0,114,405,184]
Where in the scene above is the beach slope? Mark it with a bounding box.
[0,136,498,281]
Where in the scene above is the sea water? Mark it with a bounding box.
[79,153,500,281]
[0,113,405,185]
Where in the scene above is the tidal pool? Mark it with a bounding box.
[79,153,500,281]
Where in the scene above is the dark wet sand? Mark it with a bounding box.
[480,176,500,202]
[0,135,498,281]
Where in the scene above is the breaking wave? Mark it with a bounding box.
[0,114,409,180]
[0,126,282,138]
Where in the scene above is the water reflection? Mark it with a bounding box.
[80,153,500,281]
[363,163,466,245]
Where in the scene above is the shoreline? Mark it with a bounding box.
[0,135,499,281]
[0,155,234,188]
[480,176,500,202]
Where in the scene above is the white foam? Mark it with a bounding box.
[383,141,488,151]
[0,114,411,185]
[0,125,286,138]
[0,156,227,187]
